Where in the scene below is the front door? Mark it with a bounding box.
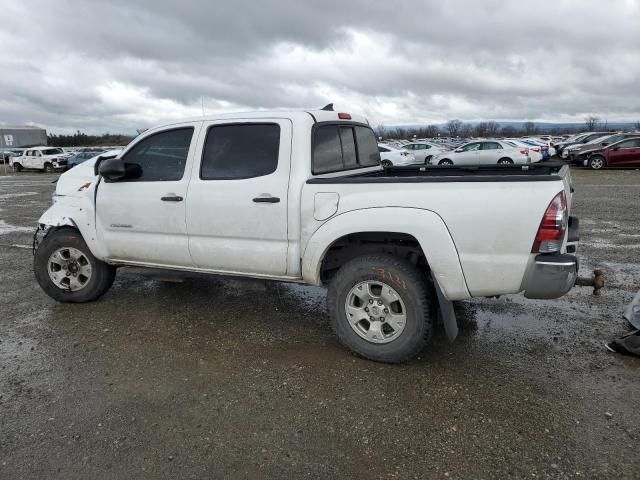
[186,119,291,276]
[95,123,201,267]
[455,142,482,164]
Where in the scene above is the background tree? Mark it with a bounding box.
[584,115,600,131]
[446,119,463,137]
[522,121,537,135]
[500,125,518,137]
[485,121,500,137]
[424,124,440,138]
[48,131,134,147]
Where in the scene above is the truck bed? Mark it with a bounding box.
[307,162,568,184]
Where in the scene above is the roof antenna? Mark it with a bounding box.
[321,103,334,111]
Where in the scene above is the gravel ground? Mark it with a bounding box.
[0,167,639,479]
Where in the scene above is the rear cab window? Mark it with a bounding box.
[312,123,380,174]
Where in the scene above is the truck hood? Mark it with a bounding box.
[54,150,120,197]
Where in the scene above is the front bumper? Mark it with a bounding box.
[521,253,578,299]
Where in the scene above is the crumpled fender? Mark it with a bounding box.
[301,207,471,301]
[38,198,107,260]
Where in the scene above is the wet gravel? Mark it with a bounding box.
[0,168,639,479]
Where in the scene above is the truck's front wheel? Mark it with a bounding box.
[327,254,433,363]
[34,228,116,303]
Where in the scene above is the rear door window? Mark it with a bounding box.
[200,124,280,180]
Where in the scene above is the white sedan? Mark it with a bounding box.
[378,144,417,167]
[429,140,530,166]
[504,139,543,163]
[402,141,451,164]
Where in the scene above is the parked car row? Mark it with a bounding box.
[551,132,640,169]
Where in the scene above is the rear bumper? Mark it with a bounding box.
[521,253,578,299]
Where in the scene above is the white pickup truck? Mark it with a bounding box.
[34,108,580,363]
[10,146,70,172]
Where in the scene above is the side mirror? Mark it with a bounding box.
[98,158,126,181]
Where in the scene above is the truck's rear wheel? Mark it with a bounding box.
[34,228,116,303]
[327,254,433,363]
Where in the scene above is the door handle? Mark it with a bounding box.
[161,195,183,202]
[253,195,280,203]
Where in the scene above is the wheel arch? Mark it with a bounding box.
[38,202,107,260]
[302,207,470,300]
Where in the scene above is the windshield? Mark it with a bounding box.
[42,148,64,155]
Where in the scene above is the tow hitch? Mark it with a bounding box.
[575,269,605,296]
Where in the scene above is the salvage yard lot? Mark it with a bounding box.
[1,169,639,479]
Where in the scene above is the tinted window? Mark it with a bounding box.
[313,126,344,174]
[313,124,380,174]
[339,127,357,169]
[354,126,380,167]
[200,124,280,180]
[122,127,193,181]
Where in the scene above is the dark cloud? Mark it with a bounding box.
[1,0,639,133]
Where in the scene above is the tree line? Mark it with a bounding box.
[47,131,134,147]
[375,117,640,140]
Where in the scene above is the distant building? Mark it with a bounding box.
[0,126,47,148]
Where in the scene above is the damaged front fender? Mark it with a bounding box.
[37,201,107,261]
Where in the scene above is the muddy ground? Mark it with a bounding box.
[0,167,639,479]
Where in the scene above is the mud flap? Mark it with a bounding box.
[434,280,458,342]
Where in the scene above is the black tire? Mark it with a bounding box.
[34,228,116,303]
[438,159,453,165]
[588,155,606,170]
[13,163,23,172]
[381,159,393,168]
[43,162,54,173]
[497,158,513,165]
[327,254,433,363]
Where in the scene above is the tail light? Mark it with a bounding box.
[520,149,528,155]
[338,113,352,120]
[532,192,568,253]
[531,147,540,152]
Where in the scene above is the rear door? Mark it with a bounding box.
[479,141,503,163]
[95,123,201,267]
[186,119,292,276]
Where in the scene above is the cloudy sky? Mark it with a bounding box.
[1,0,639,134]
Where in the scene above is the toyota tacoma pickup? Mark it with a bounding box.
[34,108,580,363]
